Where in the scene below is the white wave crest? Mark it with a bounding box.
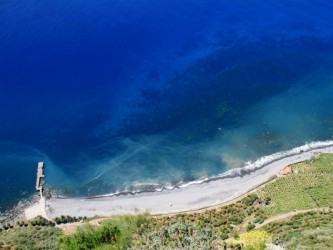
[64,140,333,199]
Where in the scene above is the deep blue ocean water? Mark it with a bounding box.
[1,0,333,213]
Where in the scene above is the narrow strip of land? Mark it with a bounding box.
[43,144,333,219]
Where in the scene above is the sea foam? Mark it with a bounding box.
[75,140,333,199]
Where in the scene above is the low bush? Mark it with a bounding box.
[59,213,150,249]
[30,216,55,227]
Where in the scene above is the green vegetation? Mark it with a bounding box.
[130,194,266,249]
[259,154,333,215]
[0,221,60,249]
[236,230,272,250]
[264,209,333,249]
[58,213,150,249]
[55,215,86,225]
[3,153,333,249]
[31,215,56,227]
[58,198,265,249]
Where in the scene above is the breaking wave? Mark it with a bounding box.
[57,140,333,199]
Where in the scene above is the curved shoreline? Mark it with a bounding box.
[56,140,333,199]
[43,140,333,218]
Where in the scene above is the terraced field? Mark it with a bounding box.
[259,154,333,215]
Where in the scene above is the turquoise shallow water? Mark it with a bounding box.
[1,0,333,212]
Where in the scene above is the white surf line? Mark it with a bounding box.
[57,140,333,198]
[45,140,333,218]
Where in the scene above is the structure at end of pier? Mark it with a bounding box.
[36,162,45,196]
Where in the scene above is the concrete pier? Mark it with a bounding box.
[36,162,45,195]
[25,162,49,220]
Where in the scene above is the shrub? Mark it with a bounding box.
[247,223,255,231]
[54,215,82,225]
[220,233,228,240]
[237,230,272,250]
[30,216,55,227]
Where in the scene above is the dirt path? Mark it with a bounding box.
[256,207,329,229]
